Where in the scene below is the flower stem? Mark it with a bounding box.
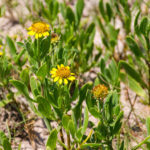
[60,127,65,150]
[67,132,71,150]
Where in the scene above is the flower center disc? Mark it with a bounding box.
[56,67,70,78]
[32,22,49,33]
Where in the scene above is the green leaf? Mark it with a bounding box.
[80,143,102,149]
[20,68,29,86]
[120,73,148,99]
[89,108,100,118]
[86,91,96,109]
[46,129,58,150]
[76,128,82,142]
[10,80,39,115]
[79,82,93,105]
[146,117,150,147]
[62,114,70,131]
[112,112,123,134]
[146,117,150,136]
[30,76,39,97]
[47,92,59,108]
[99,58,106,74]
[119,60,147,88]
[82,106,88,135]
[71,82,79,101]
[108,59,119,85]
[0,99,12,108]
[40,36,50,59]
[106,3,112,21]
[37,96,52,118]
[140,17,148,35]
[66,7,75,25]
[134,11,140,34]
[107,24,119,47]
[99,0,106,21]
[119,141,124,150]
[76,0,84,25]
[24,40,34,58]
[6,36,17,57]
[68,120,76,138]
[73,82,92,123]
[126,36,143,58]
[36,63,47,80]
[10,80,34,102]
[0,130,12,150]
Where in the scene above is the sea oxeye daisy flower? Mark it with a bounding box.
[51,33,60,44]
[92,84,108,100]
[50,64,76,85]
[27,22,50,39]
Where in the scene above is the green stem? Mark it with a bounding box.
[60,127,65,150]
[132,135,150,150]
[106,140,113,150]
[117,131,120,150]
[43,118,52,132]
[58,140,68,149]
[67,132,71,150]
[37,38,40,63]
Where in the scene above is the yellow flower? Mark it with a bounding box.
[51,33,60,43]
[92,84,108,100]
[0,45,2,48]
[27,22,50,39]
[0,52,3,56]
[50,64,76,85]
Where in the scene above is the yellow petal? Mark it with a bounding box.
[51,74,56,78]
[28,27,32,30]
[54,77,59,82]
[28,31,35,35]
[61,64,64,67]
[35,34,39,39]
[38,33,42,38]
[64,79,68,85]
[71,73,75,75]
[52,68,57,71]
[57,65,60,69]
[0,52,3,56]
[68,76,75,81]
[43,32,49,36]
[66,66,70,69]
[59,78,62,84]
[50,70,56,74]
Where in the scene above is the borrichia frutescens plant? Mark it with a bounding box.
[7,18,123,149]
[9,21,95,149]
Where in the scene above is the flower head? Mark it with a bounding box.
[51,33,60,44]
[92,84,108,100]
[27,22,50,39]
[50,64,76,85]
